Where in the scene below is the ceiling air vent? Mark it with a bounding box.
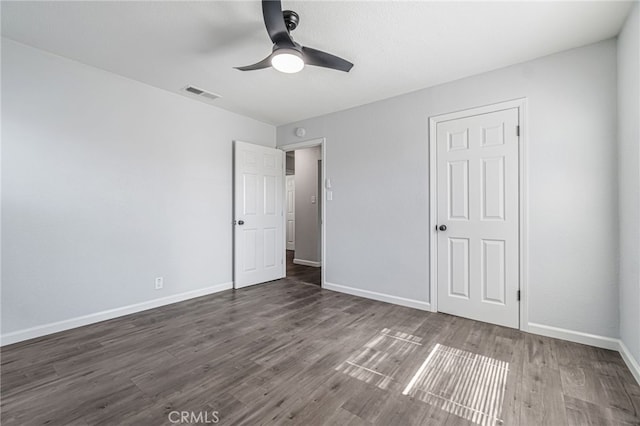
[181,85,221,104]
[185,86,204,95]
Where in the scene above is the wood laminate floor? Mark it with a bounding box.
[1,279,639,425]
[286,250,321,286]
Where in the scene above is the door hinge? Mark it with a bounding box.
[517,290,521,301]
[516,125,520,137]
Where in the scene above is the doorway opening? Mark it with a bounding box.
[282,138,325,287]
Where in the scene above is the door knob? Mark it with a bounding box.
[238,220,245,225]
[438,225,447,231]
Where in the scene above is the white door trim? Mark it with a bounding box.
[279,138,326,289]
[428,98,529,331]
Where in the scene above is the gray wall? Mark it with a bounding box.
[278,39,619,338]
[618,4,640,365]
[293,147,321,264]
[1,39,275,335]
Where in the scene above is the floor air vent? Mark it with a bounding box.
[181,85,221,104]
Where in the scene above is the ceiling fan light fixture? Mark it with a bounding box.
[234,1,353,73]
[271,49,304,73]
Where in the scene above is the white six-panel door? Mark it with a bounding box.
[234,141,284,289]
[286,175,295,250]
[436,108,520,328]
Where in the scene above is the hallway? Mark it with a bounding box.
[286,250,321,286]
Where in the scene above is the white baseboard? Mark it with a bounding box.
[0,282,233,347]
[528,322,640,386]
[324,282,431,311]
[529,322,640,384]
[293,258,321,268]
[3,281,638,386]
[618,340,640,386]
[527,322,620,350]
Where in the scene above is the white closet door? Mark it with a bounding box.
[436,108,520,328]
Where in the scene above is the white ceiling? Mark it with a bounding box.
[1,1,633,125]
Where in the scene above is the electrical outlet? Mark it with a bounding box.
[155,277,163,290]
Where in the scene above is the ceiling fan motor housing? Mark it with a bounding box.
[283,10,299,32]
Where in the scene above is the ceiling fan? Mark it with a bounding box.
[235,0,354,74]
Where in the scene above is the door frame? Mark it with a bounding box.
[279,138,326,289]
[428,98,529,331]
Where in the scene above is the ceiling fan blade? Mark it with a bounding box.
[301,46,353,72]
[234,54,273,71]
[262,0,294,48]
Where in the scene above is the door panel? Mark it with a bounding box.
[243,174,257,215]
[481,239,505,304]
[436,108,519,328]
[448,160,469,220]
[234,141,284,288]
[264,175,276,215]
[448,128,469,151]
[448,238,470,298]
[242,229,257,272]
[286,175,295,250]
[481,157,505,220]
[264,227,277,268]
